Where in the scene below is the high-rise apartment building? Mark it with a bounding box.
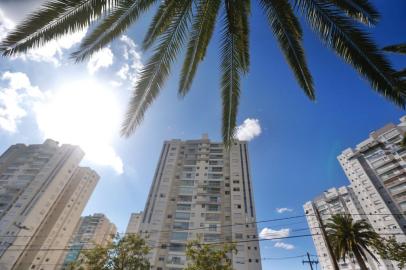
[126,212,142,235]
[59,213,116,269]
[136,135,262,270]
[0,139,99,270]
[338,117,406,241]
[304,186,396,270]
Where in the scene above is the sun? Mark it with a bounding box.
[35,79,124,174]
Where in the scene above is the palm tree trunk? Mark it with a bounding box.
[352,248,368,270]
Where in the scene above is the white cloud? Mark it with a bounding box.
[276,208,293,214]
[259,228,290,240]
[87,47,114,74]
[0,8,86,66]
[0,71,44,133]
[235,118,261,141]
[116,35,143,84]
[274,242,295,250]
[34,80,124,174]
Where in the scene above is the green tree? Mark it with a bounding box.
[185,238,236,270]
[71,234,150,270]
[325,214,380,270]
[1,0,404,145]
[373,237,406,269]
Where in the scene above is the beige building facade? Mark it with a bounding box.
[0,140,98,270]
[137,135,262,270]
[59,213,116,269]
[126,212,142,235]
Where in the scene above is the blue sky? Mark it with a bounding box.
[0,1,405,269]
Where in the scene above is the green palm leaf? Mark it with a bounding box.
[326,214,380,268]
[296,0,404,107]
[179,0,221,95]
[142,0,179,50]
[0,0,118,56]
[72,0,158,61]
[260,0,314,99]
[121,0,193,137]
[329,0,379,25]
[221,0,247,147]
[383,43,406,55]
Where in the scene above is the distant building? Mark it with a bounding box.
[59,213,116,269]
[0,139,99,270]
[337,116,406,241]
[304,186,396,270]
[126,212,142,235]
[137,135,262,270]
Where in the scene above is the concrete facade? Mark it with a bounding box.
[338,117,406,241]
[126,212,142,235]
[137,135,262,270]
[59,213,116,269]
[0,140,98,270]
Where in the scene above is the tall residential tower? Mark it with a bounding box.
[0,140,99,270]
[137,135,262,270]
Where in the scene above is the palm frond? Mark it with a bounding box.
[221,0,248,147]
[261,0,314,99]
[383,43,406,55]
[394,69,406,78]
[142,0,179,50]
[179,0,221,95]
[72,0,158,61]
[121,0,193,137]
[329,0,379,25]
[0,0,118,56]
[296,0,404,107]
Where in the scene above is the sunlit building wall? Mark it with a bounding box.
[137,135,262,270]
[59,213,116,269]
[338,117,406,242]
[126,212,142,235]
[0,140,98,270]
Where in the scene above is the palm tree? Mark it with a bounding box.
[1,0,404,146]
[326,214,380,270]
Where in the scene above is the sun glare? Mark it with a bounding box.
[35,79,124,174]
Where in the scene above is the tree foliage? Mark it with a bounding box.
[372,237,406,269]
[69,234,150,270]
[185,238,237,270]
[1,0,404,146]
[325,214,380,270]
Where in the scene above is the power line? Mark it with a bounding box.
[2,212,403,239]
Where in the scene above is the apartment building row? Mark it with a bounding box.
[0,139,115,270]
[304,116,406,270]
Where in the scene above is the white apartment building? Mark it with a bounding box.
[137,135,262,270]
[126,212,143,235]
[59,213,116,269]
[0,139,99,270]
[338,117,406,241]
[304,186,396,270]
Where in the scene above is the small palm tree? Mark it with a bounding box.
[0,0,404,146]
[326,214,380,270]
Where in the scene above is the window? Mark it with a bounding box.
[171,232,188,241]
[178,195,193,202]
[173,222,189,230]
[209,224,217,231]
[169,243,186,252]
[208,204,220,211]
[174,212,191,220]
[177,204,191,211]
[178,187,193,194]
